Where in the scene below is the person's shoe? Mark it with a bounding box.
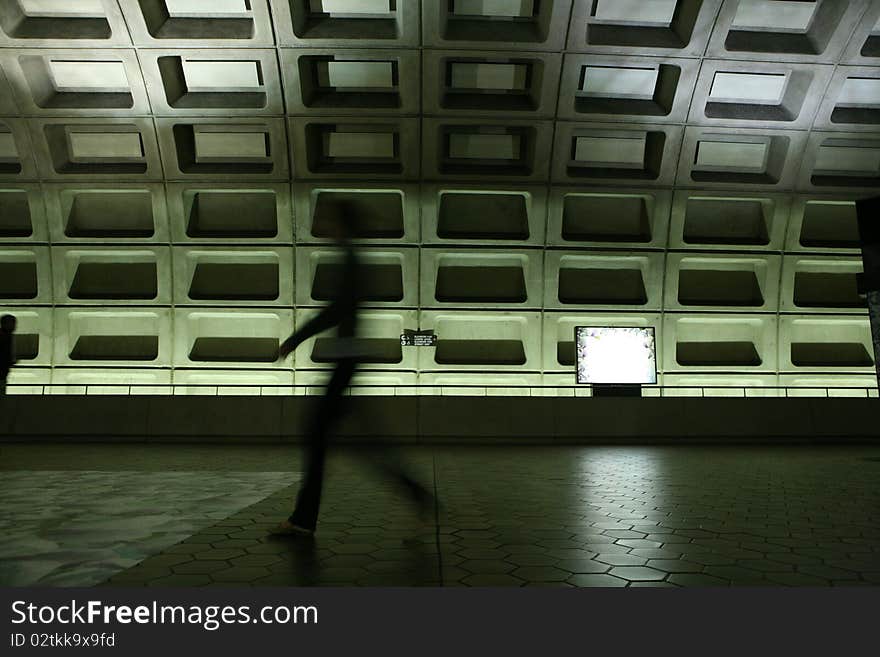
[268,520,315,537]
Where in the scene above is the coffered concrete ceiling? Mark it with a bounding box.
[1,0,879,393]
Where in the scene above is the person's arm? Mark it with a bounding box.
[278,301,344,359]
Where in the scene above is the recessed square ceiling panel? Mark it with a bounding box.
[709,72,787,104]
[310,0,392,14]
[164,0,250,16]
[450,63,528,90]
[714,0,864,62]
[814,142,880,174]
[318,61,394,88]
[194,130,268,160]
[696,140,768,172]
[183,60,262,90]
[837,78,880,107]
[19,0,106,16]
[452,0,535,18]
[449,133,521,160]
[325,132,395,158]
[593,0,677,26]
[575,135,646,167]
[49,60,129,91]
[731,0,817,31]
[581,67,659,99]
[69,132,143,159]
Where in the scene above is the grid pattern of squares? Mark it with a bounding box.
[0,0,879,394]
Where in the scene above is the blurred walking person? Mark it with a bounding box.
[271,207,433,536]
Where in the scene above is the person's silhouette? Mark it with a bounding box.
[0,314,17,396]
[272,208,432,536]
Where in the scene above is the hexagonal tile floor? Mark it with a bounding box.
[0,470,294,586]
[1,444,878,587]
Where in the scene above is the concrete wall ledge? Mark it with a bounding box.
[0,396,878,443]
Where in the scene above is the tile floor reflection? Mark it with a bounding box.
[1,445,878,587]
[0,471,293,586]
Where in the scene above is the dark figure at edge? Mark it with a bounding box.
[0,314,17,396]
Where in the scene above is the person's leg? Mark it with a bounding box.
[363,449,434,514]
[286,361,355,531]
[339,391,428,502]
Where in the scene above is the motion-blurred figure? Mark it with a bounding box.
[272,208,432,536]
[0,314,17,396]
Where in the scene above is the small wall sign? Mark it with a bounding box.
[400,329,438,347]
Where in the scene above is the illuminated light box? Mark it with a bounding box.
[575,326,657,384]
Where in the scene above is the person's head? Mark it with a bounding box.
[0,314,15,333]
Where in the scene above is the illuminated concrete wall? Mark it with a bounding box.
[0,0,879,393]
